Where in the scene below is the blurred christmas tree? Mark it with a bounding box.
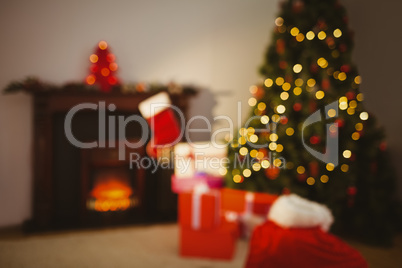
[85,41,120,92]
[225,0,399,245]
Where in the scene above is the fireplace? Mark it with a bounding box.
[80,143,146,227]
[27,90,194,231]
[87,169,136,213]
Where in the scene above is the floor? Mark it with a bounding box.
[0,224,401,268]
[0,224,248,268]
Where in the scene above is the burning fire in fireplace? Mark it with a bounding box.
[86,175,138,212]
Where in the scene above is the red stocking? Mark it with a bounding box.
[139,92,182,157]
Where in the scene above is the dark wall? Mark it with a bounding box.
[342,0,402,198]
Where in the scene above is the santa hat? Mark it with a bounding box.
[267,194,333,232]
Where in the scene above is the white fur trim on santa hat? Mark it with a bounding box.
[267,194,333,232]
[138,92,171,119]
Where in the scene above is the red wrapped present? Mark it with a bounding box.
[171,173,224,193]
[221,188,278,215]
[178,188,220,230]
[220,188,278,238]
[245,221,368,268]
[180,220,239,260]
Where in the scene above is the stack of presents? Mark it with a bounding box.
[172,142,278,260]
[171,143,368,268]
[139,92,368,267]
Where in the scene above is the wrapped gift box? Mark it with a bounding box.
[180,220,239,260]
[174,142,227,178]
[178,189,221,230]
[171,173,224,193]
[220,188,278,238]
[221,188,278,215]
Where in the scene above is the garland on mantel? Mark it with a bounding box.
[3,77,198,95]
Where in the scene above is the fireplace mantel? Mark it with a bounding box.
[28,90,195,231]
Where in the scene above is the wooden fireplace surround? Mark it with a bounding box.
[29,90,194,231]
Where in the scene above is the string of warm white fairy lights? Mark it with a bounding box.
[228,15,370,185]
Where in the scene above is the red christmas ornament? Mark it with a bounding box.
[259,148,269,159]
[317,19,327,30]
[279,61,288,70]
[309,161,319,177]
[90,64,98,73]
[276,39,285,55]
[339,43,347,52]
[260,131,270,140]
[108,76,118,85]
[292,0,305,13]
[321,79,331,90]
[346,91,355,100]
[293,102,302,111]
[310,63,319,74]
[265,167,280,180]
[309,101,317,113]
[326,37,335,48]
[253,86,265,100]
[310,135,321,145]
[285,75,294,83]
[280,116,288,125]
[106,53,115,62]
[347,186,357,196]
[335,118,344,128]
[86,41,121,92]
[297,173,307,182]
[379,142,387,151]
[340,64,351,73]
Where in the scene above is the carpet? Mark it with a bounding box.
[0,224,401,267]
[0,224,248,268]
